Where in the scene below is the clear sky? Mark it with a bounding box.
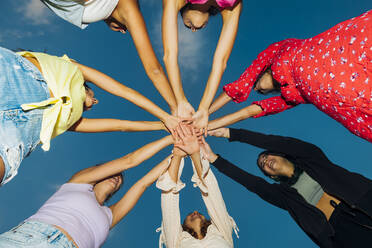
[0,0,371,247]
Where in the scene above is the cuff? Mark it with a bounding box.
[156,157,185,193]
[191,153,210,194]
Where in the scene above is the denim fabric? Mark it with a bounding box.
[0,47,50,185]
[0,221,76,248]
[42,0,86,29]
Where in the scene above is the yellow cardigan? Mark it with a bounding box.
[19,52,86,151]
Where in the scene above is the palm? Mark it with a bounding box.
[175,124,200,155]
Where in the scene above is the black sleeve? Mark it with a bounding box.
[212,155,288,210]
[228,128,324,159]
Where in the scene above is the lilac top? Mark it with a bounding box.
[28,183,112,248]
[186,0,237,8]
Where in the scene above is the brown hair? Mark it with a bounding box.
[182,216,212,239]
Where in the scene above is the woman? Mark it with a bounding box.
[0,47,177,186]
[0,134,173,248]
[209,10,372,142]
[157,124,238,248]
[204,127,372,247]
[41,0,177,113]
[162,0,242,128]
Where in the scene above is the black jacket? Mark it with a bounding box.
[212,128,372,248]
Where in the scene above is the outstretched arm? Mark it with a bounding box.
[193,2,242,132]
[208,104,263,130]
[189,151,236,245]
[209,91,232,114]
[109,155,172,228]
[73,62,179,132]
[159,154,184,248]
[112,0,177,113]
[68,135,173,184]
[69,118,165,133]
[162,0,195,118]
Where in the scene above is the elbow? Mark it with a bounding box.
[145,63,164,79]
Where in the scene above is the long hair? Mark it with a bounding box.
[182,217,212,239]
[40,0,86,11]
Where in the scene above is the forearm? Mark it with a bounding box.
[69,135,173,184]
[76,63,170,121]
[69,118,165,132]
[162,0,187,103]
[190,153,204,182]
[198,62,227,110]
[120,1,177,111]
[110,155,171,227]
[208,104,262,130]
[209,92,232,114]
[168,155,182,183]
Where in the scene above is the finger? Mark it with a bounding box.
[204,127,208,137]
[184,125,192,136]
[180,124,189,137]
[176,125,186,139]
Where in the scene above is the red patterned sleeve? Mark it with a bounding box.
[252,96,296,118]
[222,63,258,103]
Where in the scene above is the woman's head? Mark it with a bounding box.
[182,211,211,239]
[83,83,98,111]
[253,67,281,94]
[93,173,124,204]
[257,151,295,181]
[180,4,219,32]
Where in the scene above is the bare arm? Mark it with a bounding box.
[109,155,172,228]
[69,117,165,133]
[162,0,196,118]
[112,0,177,112]
[208,104,262,130]
[162,0,186,103]
[74,62,179,131]
[193,2,242,130]
[209,91,232,114]
[68,135,173,184]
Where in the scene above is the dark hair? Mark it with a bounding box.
[257,151,302,185]
[182,214,212,239]
[180,3,220,18]
[40,0,85,11]
[83,82,91,91]
[104,172,125,204]
[254,67,281,95]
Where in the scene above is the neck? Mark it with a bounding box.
[281,160,295,178]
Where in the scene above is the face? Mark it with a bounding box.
[184,211,206,231]
[257,154,292,178]
[94,174,123,200]
[104,17,128,34]
[84,88,98,111]
[254,72,276,94]
[182,8,209,32]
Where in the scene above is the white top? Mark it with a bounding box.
[28,183,112,248]
[82,0,119,25]
[156,156,239,248]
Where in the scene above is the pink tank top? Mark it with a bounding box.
[187,0,237,8]
[28,183,112,248]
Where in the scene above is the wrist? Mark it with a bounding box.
[209,153,218,163]
[226,128,230,139]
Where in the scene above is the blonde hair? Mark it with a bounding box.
[41,0,86,11]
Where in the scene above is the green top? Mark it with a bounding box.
[291,171,324,206]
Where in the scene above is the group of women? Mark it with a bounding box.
[0,0,371,247]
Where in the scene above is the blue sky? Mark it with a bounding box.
[0,0,371,247]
